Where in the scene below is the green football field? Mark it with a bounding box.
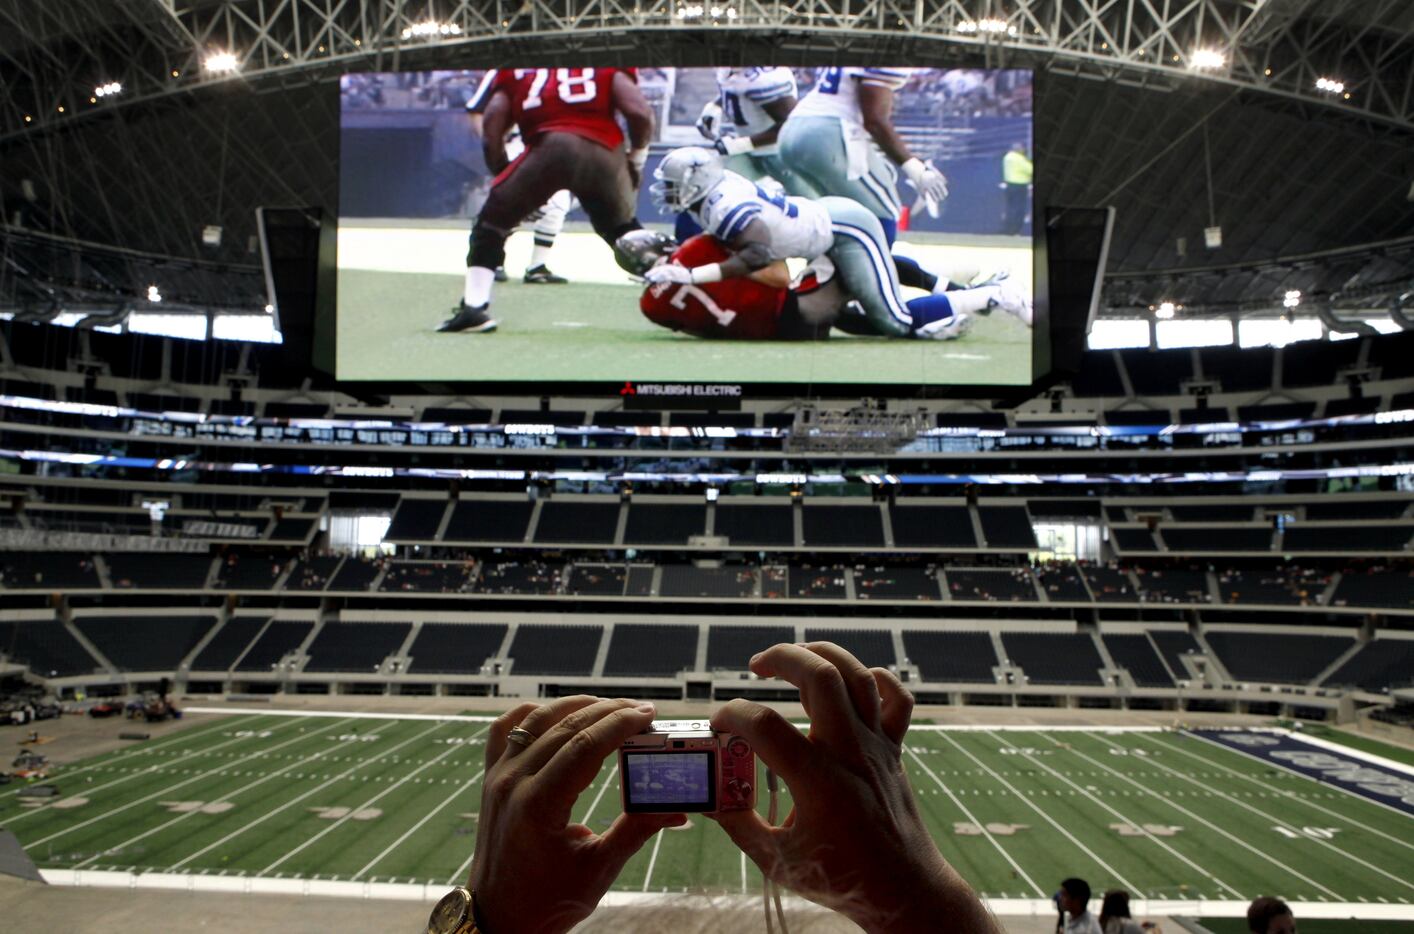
[5,713,1412,917]
[335,225,1033,385]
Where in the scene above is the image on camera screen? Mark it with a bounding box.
[624,752,712,807]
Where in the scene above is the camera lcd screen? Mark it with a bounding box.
[622,751,715,811]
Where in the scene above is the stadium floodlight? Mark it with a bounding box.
[94,81,123,98]
[957,18,1017,37]
[674,4,737,19]
[146,285,162,303]
[1189,49,1226,70]
[204,51,240,73]
[1284,290,1302,309]
[1315,77,1345,94]
[1153,301,1177,319]
[400,21,463,39]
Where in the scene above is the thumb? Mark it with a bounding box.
[710,808,789,882]
[593,812,686,874]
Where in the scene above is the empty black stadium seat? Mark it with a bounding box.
[1204,631,1353,684]
[1160,527,1273,552]
[0,552,101,589]
[978,507,1036,549]
[1133,567,1211,603]
[801,504,884,547]
[1323,396,1380,417]
[507,624,601,675]
[1202,346,1273,393]
[1080,565,1135,601]
[706,625,794,671]
[236,620,313,671]
[1321,639,1414,693]
[1070,350,1125,397]
[947,568,1037,601]
[444,500,534,543]
[1103,634,1172,687]
[1148,630,1201,680]
[623,502,705,545]
[107,553,213,589]
[0,619,100,677]
[477,561,563,594]
[287,556,343,591]
[714,503,794,547]
[803,628,896,668]
[75,615,215,671]
[1120,348,1192,396]
[853,566,939,600]
[304,622,411,672]
[214,554,285,590]
[659,565,756,598]
[1111,527,1157,552]
[407,623,508,674]
[534,501,620,544]
[566,565,627,596]
[1037,563,1092,601]
[1000,632,1104,685]
[380,561,473,593]
[1169,504,1252,522]
[890,505,976,548]
[1304,499,1410,520]
[328,556,381,591]
[902,631,997,682]
[191,617,267,670]
[1236,401,1317,423]
[1283,525,1414,552]
[1331,567,1414,610]
[787,565,847,599]
[603,625,698,677]
[1280,339,1360,388]
[268,517,315,542]
[386,499,448,541]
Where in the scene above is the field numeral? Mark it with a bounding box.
[1272,825,1339,840]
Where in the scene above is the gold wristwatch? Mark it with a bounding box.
[427,886,483,934]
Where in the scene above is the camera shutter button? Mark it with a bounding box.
[728,740,749,757]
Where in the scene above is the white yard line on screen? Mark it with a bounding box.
[352,765,487,880]
[0,715,259,801]
[26,718,312,847]
[168,719,457,872]
[1050,731,1342,900]
[1105,733,1414,893]
[641,829,666,893]
[1144,732,1414,847]
[902,743,1043,896]
[261,725,472,874]
[934,731,1141,892]
[71,718,356,870]
[985,730,1244,900]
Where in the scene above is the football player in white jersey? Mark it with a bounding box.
[642,147,1030,339]
[778,67,949,246]
[465,70,574,284]
[695,67,801,189]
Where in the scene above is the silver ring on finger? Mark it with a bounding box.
[505,726,538,749]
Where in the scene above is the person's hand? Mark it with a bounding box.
[468,697,685,934]
[902,157,949,216]
[696,99,724,140]
[644,262,693,286]
[710,643,999,934]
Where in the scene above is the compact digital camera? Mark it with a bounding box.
[619,719,756,813]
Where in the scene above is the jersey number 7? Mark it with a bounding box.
[513,68,598,109]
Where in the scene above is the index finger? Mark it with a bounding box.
[531,704,658,813]
[749,643,857,745]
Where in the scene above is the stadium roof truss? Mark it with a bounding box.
[2,0,1412,139]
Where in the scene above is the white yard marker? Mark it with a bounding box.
[1054,731,1343,900]
[70,718,357,870]
[1120,734,1414,893]
[984,730,1244,900]
[168,719,457,872]
[1145,733,1414,851]
[903,743,1044,896]
[261,725,473,874]
[935,731,1142,892]
[25,718,314,846]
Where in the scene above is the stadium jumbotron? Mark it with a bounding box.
[1,2,1412,932]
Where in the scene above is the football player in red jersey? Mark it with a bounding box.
[439,67,655,334]
[621,231,870,340]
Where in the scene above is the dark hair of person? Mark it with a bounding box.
[1060,878,1091,905]
[1099,890,1132,928]
[1247,896,1292,934]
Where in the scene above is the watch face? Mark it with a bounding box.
[428,888,471,934]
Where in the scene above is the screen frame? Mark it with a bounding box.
[620,749,717,813]
[326,62,1065,400]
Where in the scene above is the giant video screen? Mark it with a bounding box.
[336,66,1035,386]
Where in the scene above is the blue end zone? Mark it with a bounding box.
[1186,729,1414,817]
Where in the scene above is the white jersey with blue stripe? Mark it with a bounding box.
[466,70,524,159]
[789,67,912,132]
[716,67,796,154]
[694,170,832,261]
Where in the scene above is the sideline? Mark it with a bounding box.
[34,871,1414,920]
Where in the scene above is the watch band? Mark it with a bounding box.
[427,886,484,934]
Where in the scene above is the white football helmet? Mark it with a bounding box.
[651,147,725,213]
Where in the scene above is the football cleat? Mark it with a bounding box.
[437,301,498,334]
[493,267,508,283]
[523,265,568,284]
[914,310,973,341]
[988,279,1033,327]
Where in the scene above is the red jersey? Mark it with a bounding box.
[639,235,790,340]
[491,67,635,151]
